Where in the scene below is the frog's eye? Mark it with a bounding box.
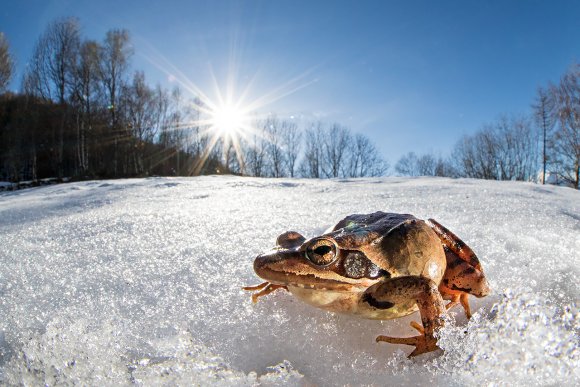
[305,238,338,266]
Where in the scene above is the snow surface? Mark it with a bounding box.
[0,176,578,386]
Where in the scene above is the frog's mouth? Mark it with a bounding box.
[253,251,375,291]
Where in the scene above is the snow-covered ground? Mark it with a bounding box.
[0,176,578,386]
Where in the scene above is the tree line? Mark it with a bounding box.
[1,18,578,188]
[0,19,194,180]
[238,119,389,179]
[394,64,579,189]
[0,18,387,182]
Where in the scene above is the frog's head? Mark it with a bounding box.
[253,231,385,291]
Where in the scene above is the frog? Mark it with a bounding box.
[243,212,490,357]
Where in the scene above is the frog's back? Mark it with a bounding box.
[331,212,417,234]
[373,218,446,280]
[329,212,446,282]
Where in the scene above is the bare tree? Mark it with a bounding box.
[492,115,537,180]
[434,156,457,177]
[281,119,301,177]
[456,126,500,180]
[0,32,14,92]
[322,123,350,178]
[550,64,580,188]
[513,116,538,180]
[395,151,455,177]
[262,116,285,177]
[182,96,201,151]
[159,86,192,174]
[99,29,133,176]
[453,115,538,181]
[122,71,160,174]
[244,121,269,177]
[299,122,324,178]
[395,152,419,176]
[347,133,389,177]
[25,18,80,103]
[533,86,556,184]
[71,39,103,175]
[416,153,437,176]
[125,72,159,142]
[22,17,81,177]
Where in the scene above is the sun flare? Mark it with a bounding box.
[210,104,249,137]
[144,48,316,175]
[189,99,256,175]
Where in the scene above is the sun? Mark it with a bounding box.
[210,104,248,137]
[141,39,318,175]
[148,56,315,175]
[191,100,255,175]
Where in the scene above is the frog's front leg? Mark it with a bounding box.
[242,282,288,303]
[364,276,446,357]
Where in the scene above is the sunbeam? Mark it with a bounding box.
[138,38,318,175]
[210,104,248,137]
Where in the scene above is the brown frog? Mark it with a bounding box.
[243,212,490,357]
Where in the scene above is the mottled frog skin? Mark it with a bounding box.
[244,212,490,357]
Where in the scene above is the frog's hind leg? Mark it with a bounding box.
[435,244,490,319]
[366,276,446,357]
[427,219,490,319]
[437,244,490,318]
[242,282,288,303]
[427,218,482,270]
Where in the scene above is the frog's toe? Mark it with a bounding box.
[442,292,472,319]
[242,282,288,303]
[459,293,472,319]
[242,281,270,291]
[376,334,439,357]
[410,321,425,334]
[444,294,461,313]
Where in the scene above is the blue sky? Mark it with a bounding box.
[1,0,579,163]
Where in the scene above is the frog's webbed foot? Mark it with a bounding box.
[376,333,439,357]
[242,282,288,303]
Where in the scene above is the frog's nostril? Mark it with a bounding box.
[253,252,283,274]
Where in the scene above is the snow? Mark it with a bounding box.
[0,176,578,385]
[0,182,15,191]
